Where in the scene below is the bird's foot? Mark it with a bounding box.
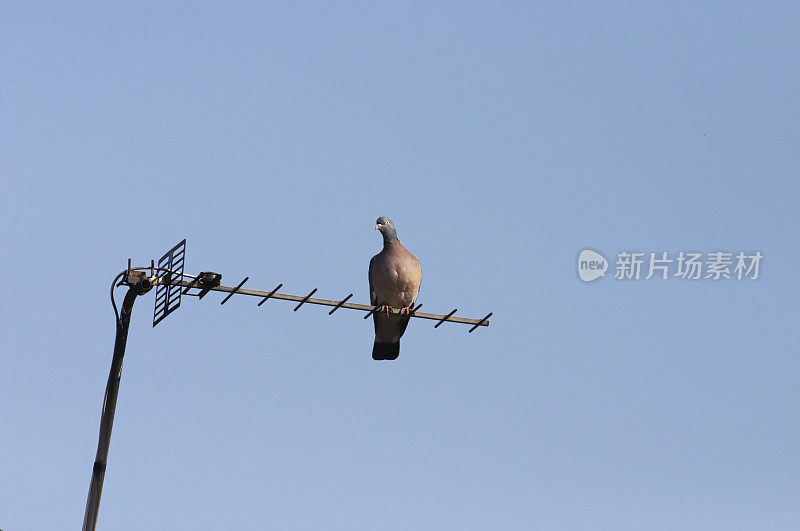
[379,304,394,316]
[399,306,413,316]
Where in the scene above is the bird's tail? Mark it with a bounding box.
[372,341,399,360]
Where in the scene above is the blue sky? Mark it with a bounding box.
[2,2,798,529]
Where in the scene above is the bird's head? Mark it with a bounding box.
[375,217,398,242]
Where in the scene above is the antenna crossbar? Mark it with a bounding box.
[169,278,490,328]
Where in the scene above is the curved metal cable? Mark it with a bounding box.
[109,271,126,327]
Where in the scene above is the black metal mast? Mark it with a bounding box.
[82,272,151,531]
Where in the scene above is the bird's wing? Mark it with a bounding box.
[409,253,422,305]
[368,254,377,306]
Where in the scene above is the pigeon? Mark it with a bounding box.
[368,217,422,360]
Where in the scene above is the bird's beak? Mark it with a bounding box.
[374,225,380,230]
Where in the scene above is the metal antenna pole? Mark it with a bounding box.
[83,273,151,531]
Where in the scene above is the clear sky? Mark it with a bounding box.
[2,2,798,529]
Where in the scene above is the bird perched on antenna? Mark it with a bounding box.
[369,217,422,360]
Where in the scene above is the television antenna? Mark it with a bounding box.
[82,239,491,530]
